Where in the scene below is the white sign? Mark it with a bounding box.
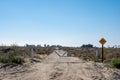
[31,48,35,59]
[95,48,99,58]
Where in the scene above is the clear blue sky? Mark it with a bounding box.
[0,0,120,47]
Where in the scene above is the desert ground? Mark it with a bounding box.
[0,50,120,80]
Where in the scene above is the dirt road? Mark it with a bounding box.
[0,50,120,80]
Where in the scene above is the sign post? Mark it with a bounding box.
[99,38,107,62]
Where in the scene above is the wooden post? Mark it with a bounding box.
[102,44,104,62]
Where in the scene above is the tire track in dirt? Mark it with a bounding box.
[40,50,120,80]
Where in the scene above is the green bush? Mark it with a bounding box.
[12,57,24,64]
[111,58,120,69]
[0,53,24,64]
[0,58,9,63]
[93,57,100,62]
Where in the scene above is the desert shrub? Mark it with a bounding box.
[0,58,9,63]
[12,57,24,64]
[111,58,120,69]
[9,54,24,64]
[0,53,24,64]
[93,57,100,62]
[83,56,88,60]
[82,56,90,61]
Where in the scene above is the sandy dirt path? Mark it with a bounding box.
[0,50,120,80]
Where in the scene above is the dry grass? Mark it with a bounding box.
[0,46,54,64]
[62,47,120,62]
[0,45,120,63]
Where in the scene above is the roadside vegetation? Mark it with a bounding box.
[0,44,120,69]
[62,44,120,69]
[0,52,24,64]
[110,58,120,69]
[0,45,54,64]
